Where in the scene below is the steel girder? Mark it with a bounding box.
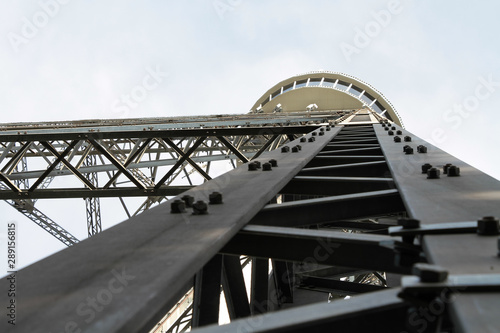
[0,113,331,246]
[2,111,498,332]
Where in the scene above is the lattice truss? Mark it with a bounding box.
[0,111,343,244]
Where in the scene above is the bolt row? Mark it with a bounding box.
[170,191,223,215]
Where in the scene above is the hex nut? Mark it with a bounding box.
[300,137,306,142]
[404,136,412,142]
[427,167,440,179]
[421,163,433,174]
[181,195,195,207]
[312,132,317,136]
[403,144,411,152]
[319,131,325,136]
[269,159,278,167]
[447,165,460,177]
[443,163,452,174]
[477,216,500,236]
[412,263,448,283]
[391,126,396,130]
[394,136,401,143]
[281,146,290,153]
[254,161,262,168]
[388,130,394,136]
[308,137,316,142]
[396,130,402,135]
[292,146,299,153]
[262,162,272,171]
[171,199,186,213]
[417,145,428,153]
[296,145,302,151]
[209,192,223,204]
[248,162,258,171]
[404,146,414,155]
[384,127,389,131]
[192,200,208,215]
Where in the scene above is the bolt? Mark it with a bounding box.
[403,145,411,152]
[396,130,402,135]
[394,136,401,143]
[388,130,394,136]
[417,145,427,153]
[248,162,258,171]
[269,159,278,167]
[300,137,306,142]
[443,163,452,174]
[320,128,325,132]
[281,146,290,153]
[171,199,186,213]
[181,195,195,207]
[421,163,433,174]
[296,145,302,151]
[427,167,440,179]
[398,218,420,229]
[209,192,223,204]
[447,165,460,177]
[192,200,208,215]
[404,146,414,155]
[312,132,317,136]
[319,131,325,136]
[308,137,315,142]
[477,216,499,236]
[498,237,500,257]
[326,126,331,131]
[404,136,412,142]
[384,127,389,131]
[391,126,396,130]
[412,263,449,283]
[262,162,272,171]
[292,146,299,153]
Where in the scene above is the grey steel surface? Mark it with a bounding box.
[375,124,500,333]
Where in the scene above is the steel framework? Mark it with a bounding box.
[1,73,499,333]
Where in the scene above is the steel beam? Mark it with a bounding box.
[2,126,339,333]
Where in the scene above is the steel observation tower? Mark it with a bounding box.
[1,71,499,333]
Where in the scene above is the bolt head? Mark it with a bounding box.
[296,145,302,151]
[398,218,420,229]
[292,146,299,152]
[404,136,412,142]
[388,130,394,136]
[312,132,317,136]
[394,136,401,143]
[269,159,278,167]
[412,263,448,283]
[171,199,186,213]
[443,163,452,174]
[300,137,306,142]
[396,130,402,135]
[209,192,223,204]
[254,161,262,168]
[248,162,257,171]
[447,165,460,177]
[417,145,428,153]
[181,195,195,207]
[391,126,396,130]
[404,146,414,154]
[281,146,290,153]
[427,167,440,179]
[192,200,208,215]
[308,137,315,142]
[262,162,272,171]
[384,127,389,131]
[421,163,433,174]
[319,131,325,136]
[477,216,500,236]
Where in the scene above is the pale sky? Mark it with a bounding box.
[1,0,500,272]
